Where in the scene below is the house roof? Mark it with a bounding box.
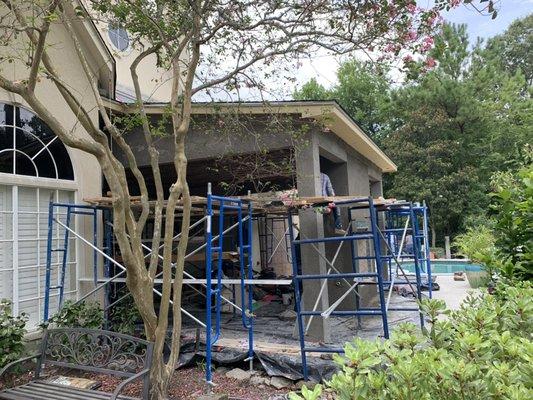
[73,0,116,98]
[103,98,397,173]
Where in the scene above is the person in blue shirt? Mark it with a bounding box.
[320,173,346,235]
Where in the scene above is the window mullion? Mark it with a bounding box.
[12,185,18,315]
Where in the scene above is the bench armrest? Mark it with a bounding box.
[111,369,150,400]
[0,354,41,379]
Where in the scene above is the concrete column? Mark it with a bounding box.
[295,136,330,342]
[270,218,292,277]
[323,160,357,311]
[346,155,377,308]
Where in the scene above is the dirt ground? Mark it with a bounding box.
[0,365,291,400]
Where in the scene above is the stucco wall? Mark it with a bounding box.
[112,113,304,167]
[96,23,173,102]
[0,19,103,304]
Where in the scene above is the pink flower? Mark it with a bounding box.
[384,43,396,53]
[407,3,417,13]
[408,30,418,41]
[420,36,434,52]
[425,57,436,68]
[403,54,414,63]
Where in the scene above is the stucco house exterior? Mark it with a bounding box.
[0,2,396,339]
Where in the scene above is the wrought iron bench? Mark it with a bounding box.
[0,328,153,400]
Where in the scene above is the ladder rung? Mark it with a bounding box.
[52,248,66,252]
[49,285,63,289]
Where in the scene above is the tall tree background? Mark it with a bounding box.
[295,15,532,246]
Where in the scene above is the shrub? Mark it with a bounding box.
[490,164,533,281]
[290,282,533,400]
[453,225,496,287]
[42,300,104,329]
[108,290,142,336]
[453,225,496,264]
[0,300,27,368]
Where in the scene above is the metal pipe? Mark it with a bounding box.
[293,234,372,244]
[205,184,214,385]
[321,281,359,319]
[265,224,291,265]
[368,198,389,339]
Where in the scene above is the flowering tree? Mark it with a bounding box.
[0,0,494,398]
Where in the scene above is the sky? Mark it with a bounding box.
[293,0,532,91]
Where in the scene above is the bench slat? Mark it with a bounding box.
[32,382,137,399]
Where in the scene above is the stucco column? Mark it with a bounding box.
[346,154,377,308]
[323,160,358,311]
[295,136,330,342]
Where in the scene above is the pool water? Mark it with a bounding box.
[400,260,483,275]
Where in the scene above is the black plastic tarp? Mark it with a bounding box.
[178,341,337,382]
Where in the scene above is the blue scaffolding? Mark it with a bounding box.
[43,190,431,386]
[43,202,112,321]
[383,202,433,298]
[204,186,254,384]
[288,198,431,380]
[43,187,256,387]
[289,197,389,379]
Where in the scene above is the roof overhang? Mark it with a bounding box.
[102,99,397,173]
[73,0,116,98]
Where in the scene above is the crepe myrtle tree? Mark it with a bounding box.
[0,0,496,398]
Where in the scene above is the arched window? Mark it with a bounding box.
[108,24,130,52]
[0,103,74,180]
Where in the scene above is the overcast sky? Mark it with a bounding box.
[292,0,532,91]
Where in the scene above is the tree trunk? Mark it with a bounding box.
[149,353,168,400]
[431,225,436,249]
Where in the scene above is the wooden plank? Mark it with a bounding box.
[81,277,292,285]
[212,337,326,357]
[184,251,239,263]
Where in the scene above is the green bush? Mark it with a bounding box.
[453,225,496,263]
[290,283,533,400]
[0,300,27,368]
[42,300,104,329]
[453,225,496,287]
[108,290,142,336]
[490,164,533,281]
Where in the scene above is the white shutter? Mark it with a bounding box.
[0,185,13,302]
[17,187,40,326]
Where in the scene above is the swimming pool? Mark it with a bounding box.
[400,260,483,274]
